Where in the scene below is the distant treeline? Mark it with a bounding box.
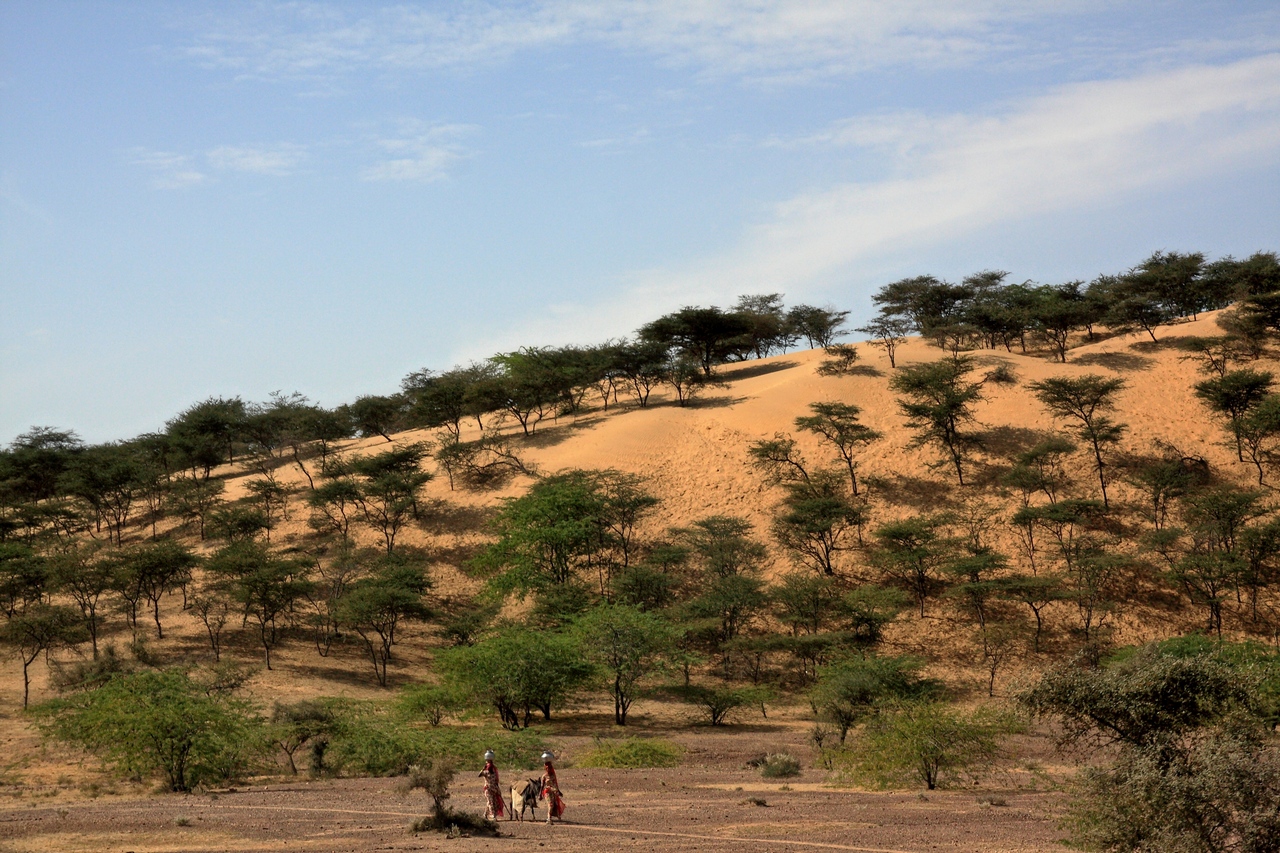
[859,250,1280,363]
[0,295,848,536]
[3,249,1279,530]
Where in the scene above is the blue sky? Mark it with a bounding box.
[3,1,1280,445]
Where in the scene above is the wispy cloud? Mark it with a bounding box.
[714,53,1280,290]
[207,143,306,175]
[492,53,1280,345]
[130,149,208,189]
[360,122,475,183]
[182,0,1103,83]
[130,143,308,188]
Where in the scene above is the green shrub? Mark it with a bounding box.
[668,684,771,726]
[759,752,802,778]
[35,668,265,792]
[577,737,683,769]
[395,684,460,727]
[837,702,1021,790]
[322,701,545,776]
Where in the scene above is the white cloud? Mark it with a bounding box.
[183,0,1102,82]
[129,149,208,189]
[207,143,306,175]
[481,53,1280,346]
[360,122,475,182]
[731,53,1280,287]
[131,143,310,187]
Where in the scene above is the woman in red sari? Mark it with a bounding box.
[478,750,506,821]
[539,751,565,825]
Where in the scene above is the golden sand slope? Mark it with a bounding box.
[347,312,1248,561]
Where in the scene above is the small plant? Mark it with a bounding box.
[578,736,683,769]
[174,815,192,826]
[984,363,1018,385]
[817,344,860,376]
[810,724,836,770]
[740,797,768,807]
[409,810,497,837]
[402,758,455,817]
[760,752,802,779]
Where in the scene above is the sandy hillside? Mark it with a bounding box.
[0,313,1267,852]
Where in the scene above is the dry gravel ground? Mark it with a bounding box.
[0,725,1072,853]
[0,773,1069,853]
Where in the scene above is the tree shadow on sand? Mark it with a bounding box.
[864,474,954,511]
[421,501,498,536]
[1071,351,1154,371]
[719,360,800,382]
[978,426,1059,459]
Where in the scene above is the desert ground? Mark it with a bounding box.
[1,709,1074,853]
[0,314,1261,851]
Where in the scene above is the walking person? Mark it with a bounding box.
[539,751,565,825]
[479,750,506,821]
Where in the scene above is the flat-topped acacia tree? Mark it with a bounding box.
[794,402,881,497]
[1030,374,1127,509]
[889,356,984,486]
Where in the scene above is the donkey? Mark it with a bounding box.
[509,778,540,821]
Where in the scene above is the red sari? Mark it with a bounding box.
[479,760,506,819]
[540,763,565,820]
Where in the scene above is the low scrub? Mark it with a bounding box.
[759,752,802,778]
[835,702,1022,790]
[322,700,546,777]
[577,736,683,769]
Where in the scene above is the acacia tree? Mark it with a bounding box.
[472,469,658,601]
[810,655,933,744]
[795,402,881,496]
[1194,369,1275,462]
[1030,375,1127,508]
[771,472,867,575]
[59,443,144,545]
[341,395,403,442]
[639,306,753,377]
[39,668,259,792]
[890,357,984,486]
[49,545,114,658]
[338,556,432,687]
[116,540,199,639]
[575,604,674,725]
[612,340,669,407]
[676,517,769,648]
[438,626,592,729]
[857,315,912,368]
[206,542,312,670]
[788,305,850,349]
[1,603,85,707]
[871,515,954,617]
[401,367,473,438]
[1020,646,1280,852]
[1029,282,1093,362]
[344,445,433,553]
[169,476,225,540]
[166,397,246,477]
[1236,394,1280,484]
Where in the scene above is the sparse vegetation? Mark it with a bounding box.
[7,252,1280,850]
[578,736,683,768]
